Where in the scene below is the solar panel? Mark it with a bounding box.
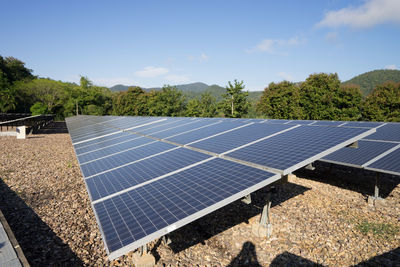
[92,158,281,259]
[66,115,378,260]
[188,123,295,154]
[321,140,399,167]
[85,148,212,201]
[226,125,375,174]
[365,146,400,175]
[80,141,177,177]
[341,121,384,128]
[363,123,400,142]
[165,121,247,145]
[77,136,155,164]
[310,120,345,126]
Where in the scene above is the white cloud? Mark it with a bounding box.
[246,37,305,54]
[135,66,169,78]
[385,64,397,70]
[317,0,400,28]
[188,53,210,63]
[165,74,190,84]
[277,72,294,81]
[325,32,338,43]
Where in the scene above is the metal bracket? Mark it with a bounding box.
[241,194,252,204]
[368,172,385,206]
[346,141,358,148]
[304,163,315,171]
[138,244,147,256]
[162,235,171,245]
[260,192,272,238]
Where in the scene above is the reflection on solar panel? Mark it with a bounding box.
[365,146,400,175]
[65,115,375,259]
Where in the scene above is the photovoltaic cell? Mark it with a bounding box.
[148,120,219,139]
[93,158,279,256]
[85,148,212,201]
[166,121,246,145]
[75,132,143,155]
[311,121,345,126]
[365,147,400,175]
[226,125,373,173]
[189,123,293,154]
[77,136,155,164]
[134,118,196,135]
[71,126,121,144]
[341,121,383,128]
[322,140,398,167]
[363,123,400,142]
[80,141,177,177]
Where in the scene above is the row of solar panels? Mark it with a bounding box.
[66,115,378,260]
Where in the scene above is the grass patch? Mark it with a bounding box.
[356,220,399,238]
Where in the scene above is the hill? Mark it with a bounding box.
[343,69,400,96]
[109,84,131,92]
[110,82,210,92]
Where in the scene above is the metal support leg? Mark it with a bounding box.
[260,192,272,238]
[368,172,384,206]
[241,194,251,204]
[162,235,171,245]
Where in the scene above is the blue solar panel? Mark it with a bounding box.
[311,121,345,126]
[72,127,121,144]
[366,147,400,175]
[148,120,219,139]
[226,125,373,173]
[77,136,155,164]
[75,132,143,155]
[93,158,279,257]
[322,140,398,166]
[341,121,383,128]
[85,148,212,201]
[189,123,294,154]
[166,121,246,145]
[130,118,191,134]
[102,117,158,129]
[286,120,315,125]
[80,141,177,177]
[264,119,291,124]
[363,123,400,142]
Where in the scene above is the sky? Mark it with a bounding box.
[1,0,399,91]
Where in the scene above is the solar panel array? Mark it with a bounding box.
[66,115,375,259]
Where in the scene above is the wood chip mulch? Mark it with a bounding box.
[0,125,399,266]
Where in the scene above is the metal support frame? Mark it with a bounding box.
[259,191,272,238]
[162,234,171,245]
[346,140,358,148]
[305,163,315,171]
[368,172,385,206]
[241,194,252,204]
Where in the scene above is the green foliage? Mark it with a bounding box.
[362,82,400,122]
[186,92,218,117]
[220,80,250,118]
[257,81,303,119]
[147,85,186,116]
[0,71,16,112]
[343,69,400,96]
[30,102,48,115]
[112,86,149,116]
[186,98,201,117]
[356,220,399,238]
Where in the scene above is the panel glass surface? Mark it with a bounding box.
[166,121,246,145]
[363,123,400,142]
[341,121,383,128]
[134,118,197,135]
[86,148,212,201]
[264,119,290,124]
[102,117,156,129]
[366,147,400,175]
[322,140,398,166]
[72,127,121,144]
[77,136,155,164]
[189,123,293,154]
[80,141,177,177]
[149,120,219,139]
[93,158,278,254]
[226,125,370,171]
[75,132,142,154]
[311,121,345,126]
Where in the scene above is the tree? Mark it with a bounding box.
[147,86,186,116]
[199,92,217,117]
[257,81,303,119]
[0,71,16,112]
[362,82,400,122]
[220,80,250,118]
[30,102,48,115]
[112,86,149,116]
[186,99,201,117]
[333,84,362,121]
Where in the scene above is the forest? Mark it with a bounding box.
[1,55,399,122]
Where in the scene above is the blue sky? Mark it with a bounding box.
[1,0,399,91]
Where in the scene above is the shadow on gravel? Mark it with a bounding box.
[0,179,84,266]
[34,121,68,134]
[295,161,400,199]
[227,241,261,267]
[270,251,322,266]
[167,182,310,254]
[354,247,400,266]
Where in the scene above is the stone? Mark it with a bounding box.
[132,252,156,267]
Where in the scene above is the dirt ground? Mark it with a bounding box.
[0,122,399,266]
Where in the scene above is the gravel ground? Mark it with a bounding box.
[0,124,399,266]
